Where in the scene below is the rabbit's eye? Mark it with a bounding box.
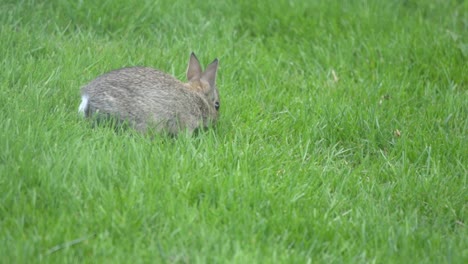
[215,101,220,111]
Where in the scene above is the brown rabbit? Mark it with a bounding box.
[78,52,220,135]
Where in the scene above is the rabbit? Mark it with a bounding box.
[78,52,220,136]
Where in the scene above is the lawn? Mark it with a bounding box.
[0,0,466,263]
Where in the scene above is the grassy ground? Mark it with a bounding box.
[1,0,467,263]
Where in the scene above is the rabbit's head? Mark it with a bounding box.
[185,52,220,123]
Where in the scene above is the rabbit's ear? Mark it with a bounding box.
[187,52,202,81]
[201,58,219,89]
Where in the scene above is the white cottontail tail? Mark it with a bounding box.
[78,52,220,135]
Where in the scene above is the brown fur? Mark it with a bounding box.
[80,53,219,135]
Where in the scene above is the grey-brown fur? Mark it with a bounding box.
[79,52,220,135]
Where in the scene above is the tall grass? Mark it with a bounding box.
[1,0,466,262]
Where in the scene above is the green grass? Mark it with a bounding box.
[1,0,467,263]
